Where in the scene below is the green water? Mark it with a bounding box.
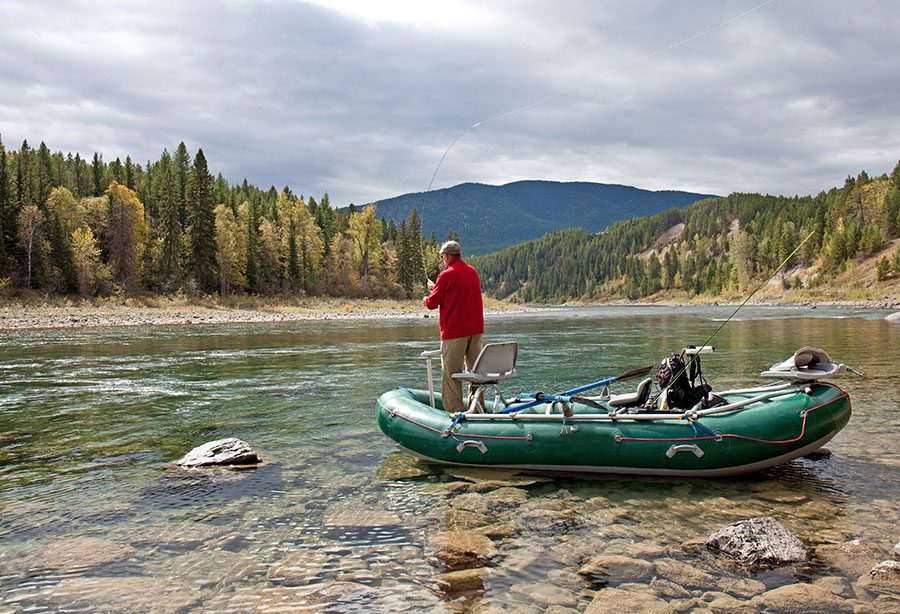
[0,306,897,611]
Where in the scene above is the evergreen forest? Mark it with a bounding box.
[2,135,898,305]
[0,137,441,299]
[474,164,900,302]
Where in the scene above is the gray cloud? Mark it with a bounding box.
[1,0,897,206]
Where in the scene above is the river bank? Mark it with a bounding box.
[0,295,530,331]
[0,294,897,331]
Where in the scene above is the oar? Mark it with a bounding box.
[502,365,654,413]
[517,392,606,410]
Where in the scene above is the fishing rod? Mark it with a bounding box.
[417,1,779,289]
[656,228,818,407]
[417,0,778,287]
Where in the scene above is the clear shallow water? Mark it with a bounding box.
[0,306,897,612]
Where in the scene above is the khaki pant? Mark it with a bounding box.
[440,334,484,412]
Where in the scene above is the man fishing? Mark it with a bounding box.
[422,240,484,412]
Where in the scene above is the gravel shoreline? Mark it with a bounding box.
[0,299,896,331]
[0,303,534,331]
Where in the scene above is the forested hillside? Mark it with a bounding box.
[375,181,714,255]
[0,137,439,299]
[474,165,900,303]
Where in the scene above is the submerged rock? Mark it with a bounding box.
[578,554,655,584]
[38,576,202,612]
[27,537,136,572]
[175,438,260,468]
[716,577,767,599]
[653,557,717,589]
[375,453,431,480]
[705,517,806,567]
[858,560,900,591]
[751,582,855,613]
[704,594,757,614]
[266,550,330,586]
[815,540,891,577]
[435,567,490,593]
[226,581,378,611]
[586,587,676,613]
[426,530,499,570]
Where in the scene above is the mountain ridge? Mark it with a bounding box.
[373,179,716,255]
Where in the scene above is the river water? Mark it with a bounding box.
[0,306,897,612]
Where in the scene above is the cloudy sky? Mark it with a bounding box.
[1,0,898,205]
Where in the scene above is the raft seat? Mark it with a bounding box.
[452,342,518,413]
[608,377,653,408]
[760,346,846,381]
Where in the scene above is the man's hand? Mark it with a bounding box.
[426,278,435,290]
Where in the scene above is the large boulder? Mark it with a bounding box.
[175,438,260,468]
[705,517,806,567]
[885,311,900,323]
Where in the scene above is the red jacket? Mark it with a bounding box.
[423,258,484,340]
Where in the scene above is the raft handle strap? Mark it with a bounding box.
[456,440,488,454]
[666,444,705,459]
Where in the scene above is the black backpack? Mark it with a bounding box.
[658,352,692,409]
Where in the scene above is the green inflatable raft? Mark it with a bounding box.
[375,346,852,477]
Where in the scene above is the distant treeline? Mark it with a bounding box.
[474,164,900,302]
[0,137,444,298]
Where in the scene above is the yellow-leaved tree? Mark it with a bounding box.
[214,204,245,296]
[46,187,84,236]
[347,203,382,295]
[70,227,101,296]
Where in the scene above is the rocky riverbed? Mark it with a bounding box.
[1,306,896,612]
[2,456,897,613]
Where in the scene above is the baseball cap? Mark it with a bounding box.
[439,240,461,255]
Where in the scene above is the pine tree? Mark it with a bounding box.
[185,149,217,292]
[91,152,104,196]
[35,142,53,206]
[124,156,135,190]
[875,256,891,282]
[158,161,182,284]
[174,142,191,230]
[245,199,259,293]
[0,134,9,273]
[46,213,75,292]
